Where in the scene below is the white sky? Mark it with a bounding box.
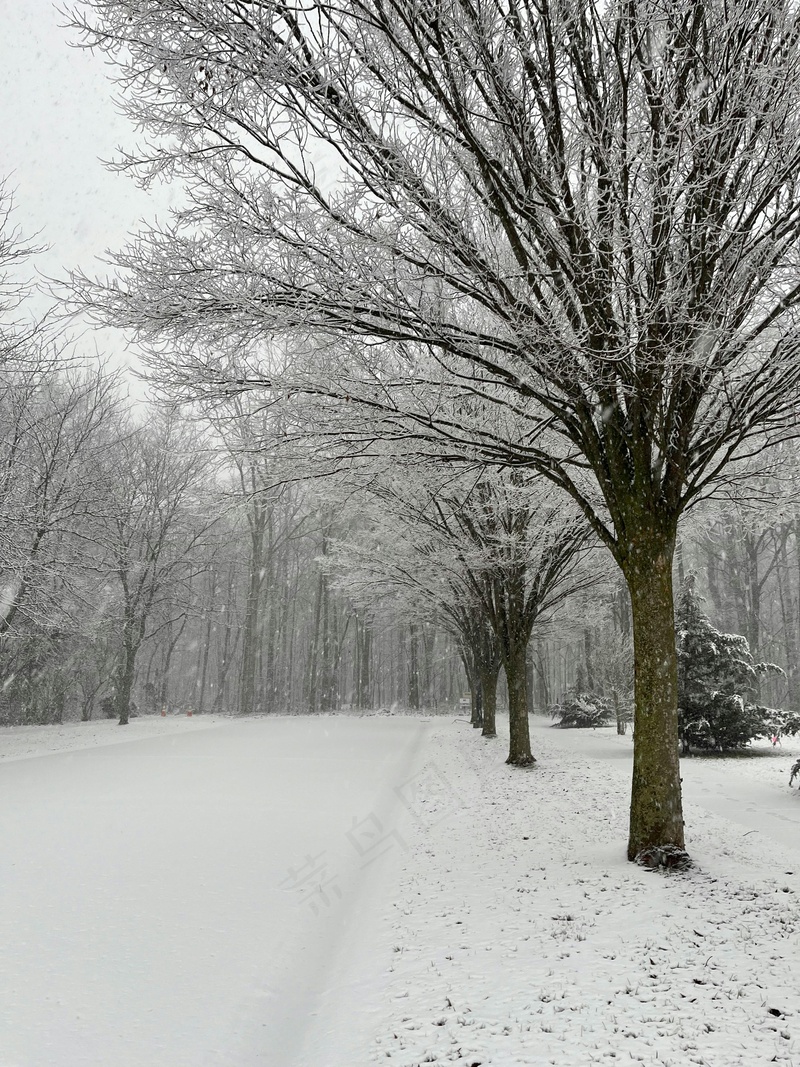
[0,1,176,372]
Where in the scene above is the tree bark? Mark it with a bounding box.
[479,654,500,739]
[623,540,685,863]
[584,628,595,693]
[116,641,137,726]
[475,623,500,737]
[505,636,534,766]
[613,687,626,735]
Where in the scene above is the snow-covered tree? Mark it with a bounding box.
[95,414,220,725]
[550,693,614,730]
[327,459,593,762]
[69,0,800,862]
[676,577,782,752]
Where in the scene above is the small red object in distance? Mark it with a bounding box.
[187,710,193,717]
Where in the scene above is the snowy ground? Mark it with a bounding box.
[0,715,426,1067]
[379,717,800,1067]
[1,714,800,1066]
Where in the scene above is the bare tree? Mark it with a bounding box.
[446,475,594,763]
[69,0,800,862]
[96,413,219,724]
[328,461,591,760]
[0,366,119,637]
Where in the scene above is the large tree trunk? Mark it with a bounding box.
[479,653,500,739]
[116,642,137,726]
[504,636,533,766]
[477,624,500,738]
[459,646,482,726]
[623,540,685,864]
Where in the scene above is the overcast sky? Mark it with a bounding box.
[0,2,175,369]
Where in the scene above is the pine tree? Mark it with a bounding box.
[676,577,781,752]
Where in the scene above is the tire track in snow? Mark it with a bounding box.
[253,716,431,1067]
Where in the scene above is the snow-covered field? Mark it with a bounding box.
[1,713,799,1066]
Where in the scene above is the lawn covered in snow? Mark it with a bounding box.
[1,713,799,1066]
[380,717,800,1067]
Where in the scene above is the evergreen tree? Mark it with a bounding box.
[550,692,614,730]
[676,577,781,752]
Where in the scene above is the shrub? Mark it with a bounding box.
[550,692,613,729]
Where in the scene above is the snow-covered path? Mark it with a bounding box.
[0,716,427,1067]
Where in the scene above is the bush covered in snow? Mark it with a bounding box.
[676,577,784,753]
[550,692,613,729]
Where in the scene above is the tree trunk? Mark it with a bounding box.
[613,687,626,735]
[613,577,631,637]
[475,623,499,737]
[471,684,483,728]
[356,614,372,709]
[459,646,482,726]
[408,622,421,709]
[240,525,264,716]
[533,642,550,710]
[319,577,337,711]
[623,541,685,864]
[479,654,500,739]
[422,626,435,707]
[505,637,534,766]
[197,607,213,713]
[584,628,595,693]
[745,533,761,659]
[778,536,800,710]
[305,570,324,712]
[116,642,137,726]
